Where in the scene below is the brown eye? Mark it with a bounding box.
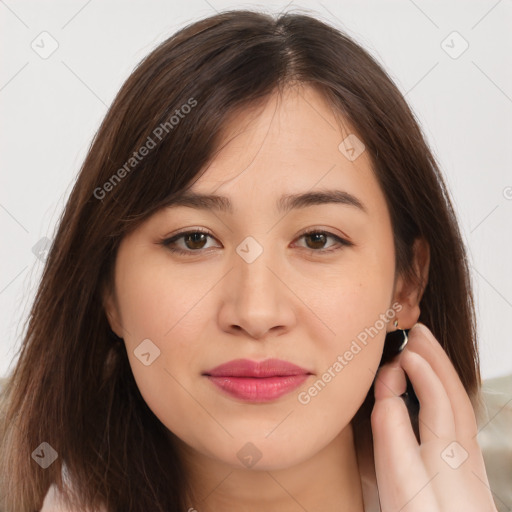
[181,232,208,250]
[304,232,328,250]
[161,229,219,255]
[295,230,353,253]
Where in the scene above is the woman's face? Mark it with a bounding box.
[106,84,416,471]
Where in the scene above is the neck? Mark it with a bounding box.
[174,423,366,512]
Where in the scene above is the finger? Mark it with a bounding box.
[399,348,456,442]
[406,323,478,439]
[399,341,497,511]
[372,361,419,467]
[374,357,407,400]
[372,363,439,510]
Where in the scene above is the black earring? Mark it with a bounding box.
[108,327,124,344]
[379,319,409,366]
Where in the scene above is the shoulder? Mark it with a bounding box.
[40,470,107,512]
[41,484,108,511]
[40,483,74,511]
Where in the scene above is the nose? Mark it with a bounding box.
[217,242,296,340]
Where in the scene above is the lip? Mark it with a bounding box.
[203,358,313,402]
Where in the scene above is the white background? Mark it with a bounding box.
[1,0,511,380]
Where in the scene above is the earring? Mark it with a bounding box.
[108,327,124,344]
[379,319,409,366]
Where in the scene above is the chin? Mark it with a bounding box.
[206,434,317,472]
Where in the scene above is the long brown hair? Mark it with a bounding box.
[0,9,479,512]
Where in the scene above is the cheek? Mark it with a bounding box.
[115,251,211,343]
[113,252,210,423]
[291,268,395,448]
[302,235,396,403]
[306,238,396,355]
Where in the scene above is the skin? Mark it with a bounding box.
[104,84,496,511]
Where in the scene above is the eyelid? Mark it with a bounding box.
[295,226,352,243]
[159,227,218,253]
[292,229,354,252]
[161,227,215,243]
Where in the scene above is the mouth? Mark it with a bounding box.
[202,358,313,402]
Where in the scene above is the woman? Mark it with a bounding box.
[0,9,498,512]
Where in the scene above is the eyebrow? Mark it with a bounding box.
[165,189,367,215]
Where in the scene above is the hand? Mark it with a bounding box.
[371,322,498,512]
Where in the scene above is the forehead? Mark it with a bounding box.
[179,84,384,217]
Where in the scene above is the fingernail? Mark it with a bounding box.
[412,321,428,333]
[411,322,437,345]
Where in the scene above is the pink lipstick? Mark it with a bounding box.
[203,358,312,402]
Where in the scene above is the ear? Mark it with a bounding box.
[102,282,124,338]
[391,237,430,329]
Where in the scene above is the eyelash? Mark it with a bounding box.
[159,228,353,256]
